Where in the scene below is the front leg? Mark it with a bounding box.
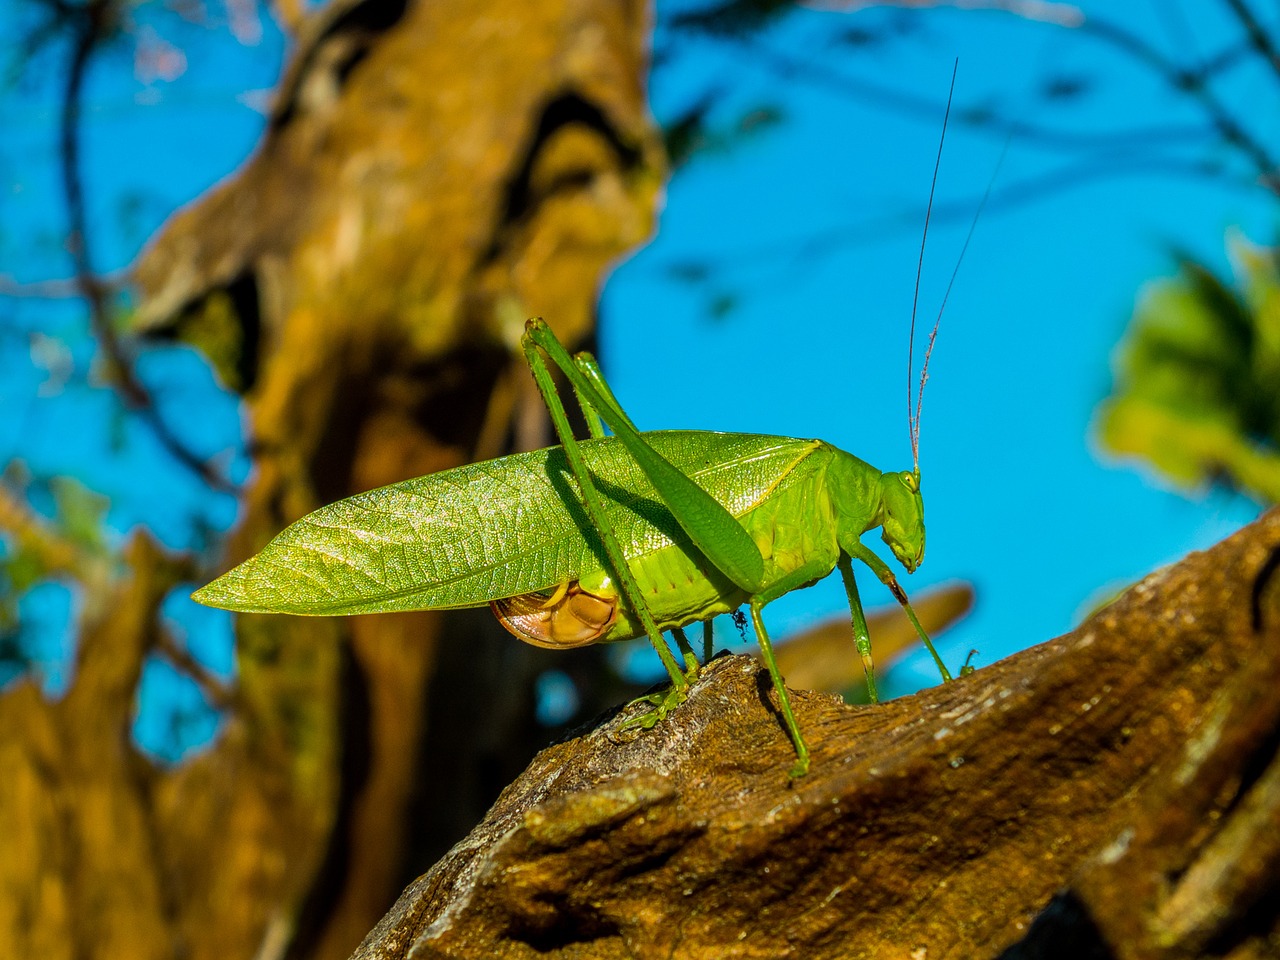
[846,541,953,683]
[837,555,879,702]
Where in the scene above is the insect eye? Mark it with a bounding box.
[902,471,918,493]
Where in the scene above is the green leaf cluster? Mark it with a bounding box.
[1098,232,1280,504]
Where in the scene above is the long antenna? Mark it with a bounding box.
[908,60,958,472]
[914,138,1010,462]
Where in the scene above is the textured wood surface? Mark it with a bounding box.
[0,2,662,958]
[355,510,1280,960]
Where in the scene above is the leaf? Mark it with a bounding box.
[1097,233,1280,504]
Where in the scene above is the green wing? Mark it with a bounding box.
[193,431,822,615]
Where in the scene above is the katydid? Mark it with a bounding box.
[196,77,981,779]
[194,316,951,779]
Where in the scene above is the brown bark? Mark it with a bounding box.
[0,1,662,958]
[353,510,1280,960]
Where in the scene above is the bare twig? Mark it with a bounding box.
[1078,13,1280,192]
[155,629,237,710]
[1221,0,1280,84]
[659,7,1275,198]
[56,4,238,494]
[1199,35,1259,77]
[727,35,1219,153]
[0,271,127,300]
[804,0,1083,27]
[654,153,1252,284]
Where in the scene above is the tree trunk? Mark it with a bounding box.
[0,2,663,958]
[352,510,1280,960]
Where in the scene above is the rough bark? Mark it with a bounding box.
[0,2,662,958]
[353,510,1280,960]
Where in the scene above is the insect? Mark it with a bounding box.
[196,76,980,779]
[194,313,953,779]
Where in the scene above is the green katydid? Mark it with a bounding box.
[194,315,951,779]
[196,78,982,779]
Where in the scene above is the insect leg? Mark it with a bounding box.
[747,556,834,777]
[572,350,638,438]
[524,318,766,594]
[670,626,699,673]
[571,354,605,440]
[701,620,714,663]
[847,541,954,682]
[521,328,689,691]
[750,601,810,779]
[837,554,879,703]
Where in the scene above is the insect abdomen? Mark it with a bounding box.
[491,581,618,648]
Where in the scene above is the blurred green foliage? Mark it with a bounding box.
[1098,232,1280,504]
[0,469,109,641]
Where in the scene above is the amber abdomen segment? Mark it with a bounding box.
[491,581,618,649]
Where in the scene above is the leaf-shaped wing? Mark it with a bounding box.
[194,432,820,615]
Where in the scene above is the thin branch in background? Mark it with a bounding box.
[727,34,1221,153]
[1220,0,1280,84]
[656,152,1253,298]
[803,152,1251,247]
[805,0,1084,28]
[1198,34,1258,76]
[155,628,237,710]
[0,271,128,299]
[56,2,239,494]
[659,4,1276,198]
[1077,13,1280,190]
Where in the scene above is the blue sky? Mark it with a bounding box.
[605,4,1272,689]
[1,2,1273,736]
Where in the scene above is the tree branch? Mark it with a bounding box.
[1221,0,1280,85]
[0,271,127,300]
[154,628,237,711]
[354,510,1280,959]
[808,0,1083,26]
[652,153,1253,292]
[57,3,239,494]
[723,34,1219,154]
[1077,12,1280,191]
